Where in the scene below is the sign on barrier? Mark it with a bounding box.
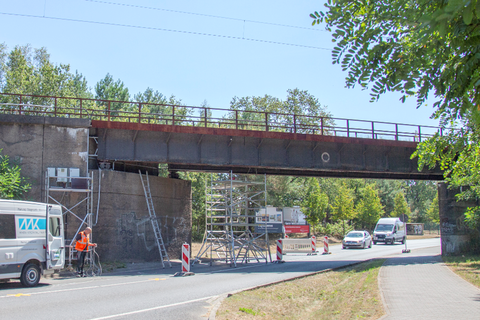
[281,238,313,254]
[284,225,310,234]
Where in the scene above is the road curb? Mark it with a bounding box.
[376,259,390,320]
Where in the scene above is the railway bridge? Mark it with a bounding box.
[1,93,443,180]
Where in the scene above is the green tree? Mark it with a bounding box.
[178,171,210,240]
[0,44,91,111]
[331,182,356,236]
[229,89,332,132]
[355,183,384,230]
[94,73,130,113]
[392,192,411,219]
[403,180,437,222]
[0,149,31,199]
[267,176,304,208]
[134,87,185,124]
[426,194,440,223]
[373,180,403,217]
[301,177,329,225]
[310,0,480,121]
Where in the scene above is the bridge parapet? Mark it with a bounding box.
[0,93,447,143]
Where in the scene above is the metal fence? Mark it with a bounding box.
[0,93,448,142]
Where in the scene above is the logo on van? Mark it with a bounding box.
[19,218,46,230]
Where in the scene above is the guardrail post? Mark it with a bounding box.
[54,97,57,117]
[138,103,142,123]
[236,110,238,129]
[395,124,398,140]
[265,113,269,131]
[293,115,296,133]
[321,117,324,135]
[346,119,350,137]
[371,122,375,139]
[80,99,83,118]
[19,96,23,115]
[418,125,422,142]
[205,108,208,128]
[107,101,111,122]
[172,106,175,126]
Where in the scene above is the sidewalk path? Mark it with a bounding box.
[379,246,480,320]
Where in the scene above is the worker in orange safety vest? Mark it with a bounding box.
[71,227,97,277]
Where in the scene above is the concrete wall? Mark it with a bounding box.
[0,114,89,201]
[82,170,191,262]
[438,183,478,255]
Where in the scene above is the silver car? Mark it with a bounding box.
[342,231,372,249]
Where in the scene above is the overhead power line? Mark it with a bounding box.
[83,0,324,32]
[0,12,331,50]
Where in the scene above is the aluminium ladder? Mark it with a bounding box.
[139,170,172,268]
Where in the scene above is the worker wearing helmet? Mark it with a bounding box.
[71,227,97,277]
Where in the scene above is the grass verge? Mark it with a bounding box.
[443,254,480,288]
[215,259,386,320]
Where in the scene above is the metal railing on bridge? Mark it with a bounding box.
[0,93,446,142]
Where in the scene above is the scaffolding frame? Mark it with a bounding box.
[45,170,100,274]
[193,172,271,267]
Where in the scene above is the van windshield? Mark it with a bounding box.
[375,224,394,232]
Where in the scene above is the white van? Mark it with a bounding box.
[373,217,405,245]
[0,199,65,287]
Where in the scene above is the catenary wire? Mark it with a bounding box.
[0,11,332,50]
[83,0,324,32]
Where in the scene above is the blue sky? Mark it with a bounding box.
[0,0,439,126]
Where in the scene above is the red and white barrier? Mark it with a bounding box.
[182,243,190,272]
[276,239,283,262]
[311,235,317,254]
[323,236,330,254]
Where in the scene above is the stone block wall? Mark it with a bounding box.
[438,183,478,255]
[79,170,192,262]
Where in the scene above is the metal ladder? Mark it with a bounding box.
[139,170,172,268]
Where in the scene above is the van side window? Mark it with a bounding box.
[49,217,61,237]
[0,214,16,239]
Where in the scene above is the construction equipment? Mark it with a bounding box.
[139,170,172,268]
[193,172,271,267]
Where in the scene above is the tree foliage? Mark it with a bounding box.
[392,192,411,218]
[331,182,356,235]
[0,149,31,199]
[0,44,91,106]
[355,183,384,230]
[311,0,480,122]
[301,177,329,225]
[94,73,130,113]
[229,89,333,132]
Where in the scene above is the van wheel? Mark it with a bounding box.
[20,263,41,287]
[373,241,377,245]
[401,237,405,244]
[390,239,395,245]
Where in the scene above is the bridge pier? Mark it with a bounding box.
[438,183,479,255]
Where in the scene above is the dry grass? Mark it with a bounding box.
[443,254,480,288]
[215,259,386,320]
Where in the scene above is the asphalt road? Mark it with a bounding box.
[0,238,440,320]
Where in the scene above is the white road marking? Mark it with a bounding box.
[0,278,162,298]
[89,295,216,320]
